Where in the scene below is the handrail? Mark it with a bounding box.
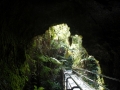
[73,67,120,82]
[64,72,83,90]
[73,70,110,90]
[63,66,120,90]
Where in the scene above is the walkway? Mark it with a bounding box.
[64,69,95,90]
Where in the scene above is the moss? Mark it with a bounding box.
[79,56,105,89]
[0,31,30,90]
[10,71,26,90]
[0,62,28,90]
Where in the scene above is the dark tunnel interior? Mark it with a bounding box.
[0,0,120,89]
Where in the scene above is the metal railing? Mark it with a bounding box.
[63,69,96,90]
[72,67,120,90]
[72,70,110,90]
[64,72,83,90]
[73,67,120,82]
[63,67,120,90]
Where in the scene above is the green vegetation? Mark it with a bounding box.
[78,56,104,90]
[0,62,28,90]
[34,85,44,90]
[0,31,28,90]
[29,23,105,90]
[0,23,106,90]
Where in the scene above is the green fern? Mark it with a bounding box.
[34,85,44,90]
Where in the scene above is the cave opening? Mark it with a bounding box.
[24,23,106,90]
[0,0,120,89]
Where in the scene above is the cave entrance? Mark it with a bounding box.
[32,23,85,68]
[26,23,105,90]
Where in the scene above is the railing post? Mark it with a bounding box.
[63,69,65,90]
[66,77,71,90]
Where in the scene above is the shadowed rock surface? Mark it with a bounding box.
[0,0,120,89]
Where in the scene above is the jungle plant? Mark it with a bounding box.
[34,85,44,90]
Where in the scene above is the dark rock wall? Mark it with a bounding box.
[0,0,120,89]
